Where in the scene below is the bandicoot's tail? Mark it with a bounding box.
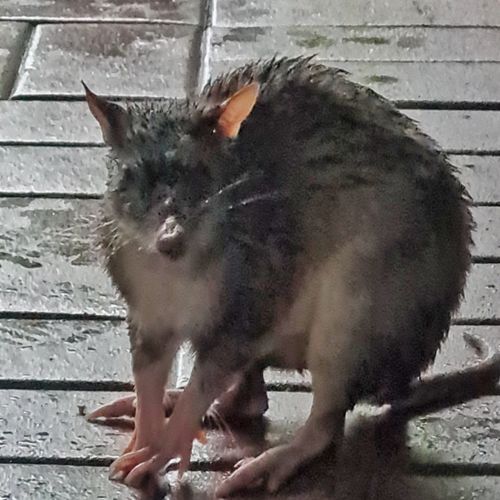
[389,333,500,420]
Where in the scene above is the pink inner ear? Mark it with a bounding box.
[217,82,259,138]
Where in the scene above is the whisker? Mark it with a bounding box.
[210,408,235,442]
[227,190,288,211]
[194,171,265,214]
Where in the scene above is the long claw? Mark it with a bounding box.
[86,394,136,421]
[109,446,151,479]
[126,455,162,489]
[177,440,194,479]
[123,430,137,454]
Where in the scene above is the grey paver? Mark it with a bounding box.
[210,60,500,104]
[0,146,107,196]
[1,148,498,204]
[0,0,202,24]
[1,466,500,500]
[211,27,500,62]
[0,22,29,98]
[0,198,497,317]
[453,156,500,205]
[12,24,198,99]
[1,102,500,153]
[215,0,500,27]
[0,319,131,384]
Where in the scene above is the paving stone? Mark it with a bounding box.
[1,102,500,153]
[211,27,500,62]
[1,466,500,500]
[0,22,29,99]
[0,198,497,317]
[0,319,131,384]
[0,148,498,204]
[12,24,198,99]
[210,60,500,104]
[0,146,107,196]
[0,0,202,23]
[453,156,500,205]
[215,0,500,27]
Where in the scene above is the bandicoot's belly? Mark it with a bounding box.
[117,244,223,337]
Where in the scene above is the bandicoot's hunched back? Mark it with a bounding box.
[84,56,473,495]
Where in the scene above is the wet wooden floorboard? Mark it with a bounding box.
[0,0,499,498]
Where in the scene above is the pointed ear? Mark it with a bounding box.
[217,82,259,139]
[82,81,129,148]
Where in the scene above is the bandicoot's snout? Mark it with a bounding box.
[156,216,185,258]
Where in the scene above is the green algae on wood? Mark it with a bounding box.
[342,36,390,45]
[365,74,399,84]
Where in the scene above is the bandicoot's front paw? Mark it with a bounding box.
[109,421,199,490]
[216,444,303,497]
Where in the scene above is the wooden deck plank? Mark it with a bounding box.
[215,0,500,27]
[1,465,500,500]
[0,465,131,500]
[0,198,497,319]
[406,110,500,153]
[11,24,199,99]
[11,60,500,105]
[0,389,499,466]
[1,149,498,205]
[211,27,500,62]
[0,146,107,197]
[0,0,202,24]
[208,59,500,105]
[1,102,499,153]
[4,321,496,389]
[1,465,498,500]
[453,156,500,205]
[0,200,497,261]
[0,319,131,384]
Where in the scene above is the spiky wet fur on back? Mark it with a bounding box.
[99,56,473,404]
